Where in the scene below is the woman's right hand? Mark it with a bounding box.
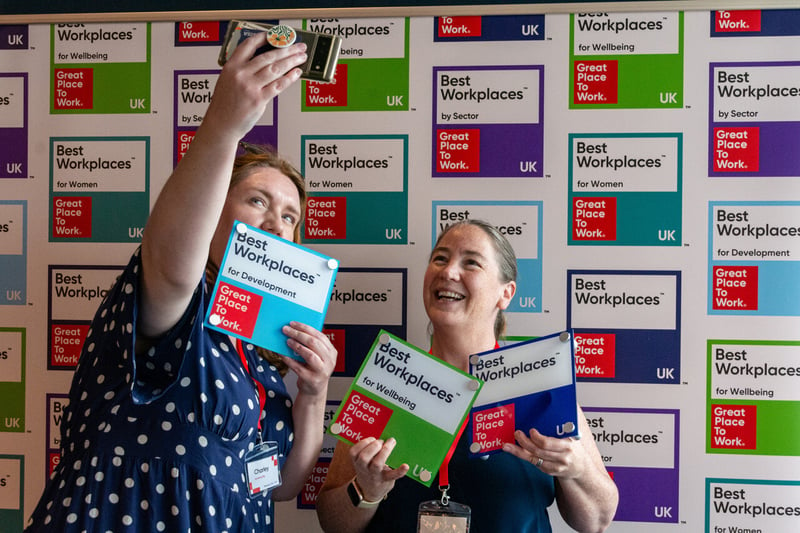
[349,437,410,502]
[204,31,308,142]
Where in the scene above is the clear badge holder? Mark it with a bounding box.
[244,440,282,498]
[417,485,471,533]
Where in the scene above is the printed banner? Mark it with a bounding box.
[51,23,151,114]
[568,133,682,246]
[301,135,408,244]
[709,61,800,177]
[433,15,545,42]
[432,65,544,177]
[567,270,681,383]
[48,265,123,370]
[0,201,26,305]
[707,340,800,456]
[432,201,542,315]
[328,331,482,486]
[205,221,338,360]
[570,12,684,108]
[0,73,27,180]
[0,329,25,434]
[301,18,409,112]
[708,201,800,316]
[706,479,800,533]
[584,408,679,523]
[49,137,149,242]
[468,331,578,456]
[324,268,407,376]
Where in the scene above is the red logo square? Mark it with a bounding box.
[54,68,93,109]
[437,129,480,173]
[574,60,618,104]
[333,391,392,444]
[177,131,195,163]
[472,404,515,453]
[51,323,89,368]
[49,453,61,476]
[299,461,329,507]
[53,196,92,238]
[712,266,758,310]
[305,196,347,239]
[177,21,220,42]
[715,10,761,32]
[572,197,616,241]
[713,127,759,172]
[306,64,347,107]
[210,282,262,337]
[323,328,346,373]
[438,16,482,38]
[711,404,757,449]
[574,333,616,378]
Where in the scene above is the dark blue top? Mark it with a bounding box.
[365,429,556,532]
[26,248,294,533]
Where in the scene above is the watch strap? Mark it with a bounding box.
[347,478,384,508]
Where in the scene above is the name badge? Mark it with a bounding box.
[418,499,471,533]
[244,441,282,497]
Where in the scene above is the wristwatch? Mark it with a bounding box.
[347,478,385,508]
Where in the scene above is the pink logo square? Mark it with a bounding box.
[472,404,515,453]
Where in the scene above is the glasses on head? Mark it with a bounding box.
[238,141,269,154]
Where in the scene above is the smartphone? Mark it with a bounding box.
[219,20,342,83]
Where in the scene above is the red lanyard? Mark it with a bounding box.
[435,341,498,489]
[236,339,267,435]
[438,419,467,487]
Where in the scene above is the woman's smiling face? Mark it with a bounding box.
[423,224,515,335]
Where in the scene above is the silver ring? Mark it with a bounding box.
[532,456,543,468]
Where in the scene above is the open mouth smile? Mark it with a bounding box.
[436,290,465,301]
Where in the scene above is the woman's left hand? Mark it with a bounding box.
[502,428,589,480]
[503,413,619,532]
[281,321,337,396]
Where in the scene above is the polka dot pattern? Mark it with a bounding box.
[25,249,293,533]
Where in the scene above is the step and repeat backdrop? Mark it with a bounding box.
[1,7,799,532]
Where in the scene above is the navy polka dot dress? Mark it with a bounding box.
[26,248,295,532]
